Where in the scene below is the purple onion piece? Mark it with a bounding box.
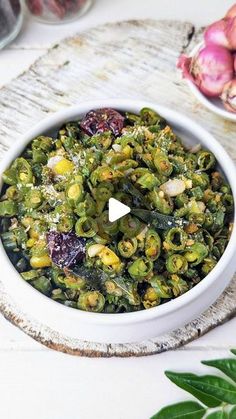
[47,231,86,268]
[80,108,124,137]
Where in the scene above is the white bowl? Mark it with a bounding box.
[186,43,236,122]
[0,99,236,344]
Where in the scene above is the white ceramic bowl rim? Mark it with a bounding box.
[186,42,236,122]
[0,99,236,326]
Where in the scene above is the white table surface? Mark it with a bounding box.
[0,1,236,418]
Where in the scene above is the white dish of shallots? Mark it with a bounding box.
[177,3,236,121]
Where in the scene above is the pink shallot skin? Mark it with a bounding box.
[225,16,236,50]
[26,0,43,15]
[204,18,231,49]
[177,45,234,97]
[176,55,194,83]
[221,79,236,113]
[204,16,236,51]
[226,3,236,18]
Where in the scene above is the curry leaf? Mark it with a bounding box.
[151,351,236,419]
[165,371,236,407]
[150,401,206,419]
[202,358,236,383]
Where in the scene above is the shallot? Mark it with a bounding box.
[177,2,236,113]
[26,0,88,20]
[204,16,236,51]
[177,45,234,97]
[225,17,236,50]
[221,79,236,113]
[87,244,105,258]
[160,179,186,197]
[204,19,231,49]
[226,3,236,18]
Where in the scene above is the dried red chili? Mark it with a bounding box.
[80,108,125,137]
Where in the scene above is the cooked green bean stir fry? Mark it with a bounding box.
[0,107,233,313]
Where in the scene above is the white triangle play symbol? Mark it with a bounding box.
[108,198,131,222]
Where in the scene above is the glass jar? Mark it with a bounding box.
[25,0,92,24]
[0,0,23,49]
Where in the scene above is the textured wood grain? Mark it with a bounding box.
[0,19,235,357]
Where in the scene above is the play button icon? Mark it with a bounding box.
[108,198,131,222]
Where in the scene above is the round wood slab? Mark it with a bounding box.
[0,19,235,357]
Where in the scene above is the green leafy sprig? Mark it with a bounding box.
[151,350,236,419]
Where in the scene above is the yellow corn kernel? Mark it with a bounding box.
[185,179,193,189]
[99,247,120,266]
[19,172,28,182]
[144,287,158,302]
[21,217,33,228]
[67,184,82,200]
[163,241,171,251]
[30,255,52,268]
[184,251,197,263]
[54,159,74,175]
[111,261,122,272]
[122,145,132,158]
[26,238,36,248]
[87,293,99,308]
[29,228,39,240]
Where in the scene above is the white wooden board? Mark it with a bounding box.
[0,19,235,357]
